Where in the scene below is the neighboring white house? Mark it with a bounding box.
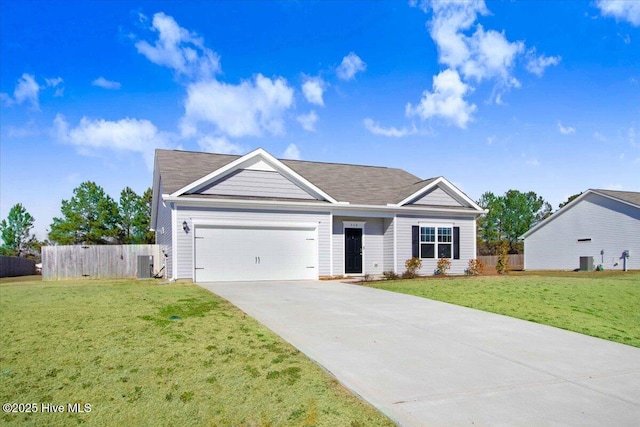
[151,148,486,282]
[522,189,640,271]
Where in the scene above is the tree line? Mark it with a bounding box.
[1,182,581,257]
[0,182,153,257]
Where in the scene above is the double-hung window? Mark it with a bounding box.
[437,227,452,258]
[420,226,452,259]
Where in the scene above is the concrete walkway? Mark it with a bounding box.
[199,280,640,426]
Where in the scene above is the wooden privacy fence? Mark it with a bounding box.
[42,245,163,281]
[477,254,524,271]
[0,256,36,278]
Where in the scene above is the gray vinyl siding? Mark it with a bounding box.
[383,218,395,272]
[175,206,331,279]
[194,169,315,200]
[332,220,344,276]
[395,214,477,275]
[155,181,173,279]
[365,219,384,275]
[332,217,384,275]
[524,193,640,270]
[411,187,462,207]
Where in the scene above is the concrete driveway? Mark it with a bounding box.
[200,280,640,426]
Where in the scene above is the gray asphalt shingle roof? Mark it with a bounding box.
[594,189,640,207]
[155,149,438,206]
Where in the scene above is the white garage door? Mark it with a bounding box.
[194,225,318,282]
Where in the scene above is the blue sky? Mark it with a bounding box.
[1,0,639,239]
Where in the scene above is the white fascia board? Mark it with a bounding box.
[520,189,640,239]
[170,148,339,204]
[591,189,640,210]
[520,190,593,239]
[165,195,482,217]
[394,177,484,212]
[190,219,319,229]
[163,195,333,211]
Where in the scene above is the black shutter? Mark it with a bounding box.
[453,226,460,260]
[412,226,419,258]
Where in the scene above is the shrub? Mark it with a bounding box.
[403,257,422,278]
[382,270,399,280]
[435,258,451,275]
[496,241,509,274]
[362,273,372,282]
[466,258,485,276]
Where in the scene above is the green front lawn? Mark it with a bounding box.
[0,279,393,426]
[368,271,640,347]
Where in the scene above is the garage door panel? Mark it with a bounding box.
[194,225,317,282]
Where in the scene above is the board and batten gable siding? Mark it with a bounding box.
[155,180,173,279]
[383,218,395,272]
[193,169,316,200]
[395,215,476,275]
[332,217,385,276]
[524,193,640,270]
[410,187,463,207]
[175,206,331,280]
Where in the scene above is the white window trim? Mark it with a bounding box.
[418,223,454,260]
[342,221,365,276]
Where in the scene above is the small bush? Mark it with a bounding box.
[403,257,422,278]
[436,258,451,275]
[496,241,509,274]
[466,258,484,275]
[382,270,399,280]
[362,273,372,282]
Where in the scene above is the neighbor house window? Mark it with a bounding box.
[420,226,452,259]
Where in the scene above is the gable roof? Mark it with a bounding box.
[594,189,640,207]
[154,148,482,208]
[521,188,640,239]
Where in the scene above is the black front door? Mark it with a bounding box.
[345,228,363,274]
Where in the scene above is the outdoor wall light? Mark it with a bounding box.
[182,221,189,233]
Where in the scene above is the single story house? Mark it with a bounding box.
[522,189,640,271]
[151,148,486,282]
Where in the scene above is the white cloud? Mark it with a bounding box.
[363,118,415,137]
[302,76,326,106]
[92,77,122,90]
[45,77,64,97]
[53,114,172,169]
[181,74,294,138]
[557,121,576,135]
[596,0,640,26]
[526,158,540,167]
[461,25,525,84]
[414,0,560,108]
[525,48,561,77]
[593,131,607,142]
[2,74,41,110]
[197,135,244,154]
[283,143,301,160]
[603,182,624,191]
[297,111,318,132]
[406,69,477,128]
[6,121,42,138]
[629,127,637,147]
[135,12,220,80]
[336,52,367,80]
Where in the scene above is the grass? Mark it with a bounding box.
[0,278,393,427]
[368,271,640,347]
